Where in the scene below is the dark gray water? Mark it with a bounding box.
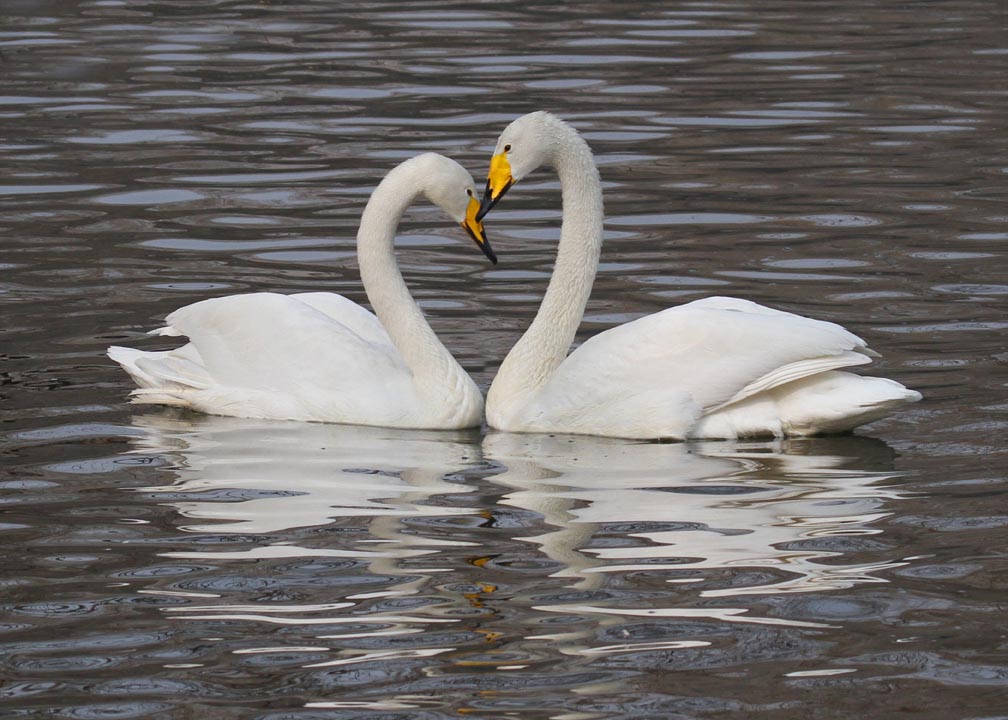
[2,1,1006,717]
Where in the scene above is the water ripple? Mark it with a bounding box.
[0,0,1005,715]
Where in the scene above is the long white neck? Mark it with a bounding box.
[488,121,604,410]
[356,158,464,397]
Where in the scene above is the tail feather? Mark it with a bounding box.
[694,371,921,439]
[147,326,183,337]
[109,344,213,410]
[714,350,873,412]
[780,374,921,435]
[108,346,158,388]
[134,354,211,390]
[128,388,200,407]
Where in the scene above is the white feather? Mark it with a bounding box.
[483,112,921,439]
[108,154,488,430]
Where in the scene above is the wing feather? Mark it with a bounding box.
[162,292,409,405]
[545,297,874,422]
[290,292,394,352]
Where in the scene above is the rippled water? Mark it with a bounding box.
[2,1,1006,717]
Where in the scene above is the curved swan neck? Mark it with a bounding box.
[491,118,604,404]
[356,157,462,393]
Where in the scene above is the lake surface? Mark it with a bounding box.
[1,1,1006,717]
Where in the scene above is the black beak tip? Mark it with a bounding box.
[479,233,497,265]
[464,222,497,265]
[476,195,495,223]
[477,179,513,222]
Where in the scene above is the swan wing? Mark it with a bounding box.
[162,292,407,390]
[530,297,874,434]
[677,297,874,409]
[290,292,394,352]
[115,292,414,421]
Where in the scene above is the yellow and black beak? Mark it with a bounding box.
[462,196,497,264]
[476,151,514,221]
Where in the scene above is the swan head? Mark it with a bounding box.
[477,111,569,220]
[418,153,497,264]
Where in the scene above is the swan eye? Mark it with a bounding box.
[466,188,473,197]
[504,144,511,152]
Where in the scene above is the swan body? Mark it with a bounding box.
[477,112,921,439]
[109,153,495,430]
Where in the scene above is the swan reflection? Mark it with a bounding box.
[129,412,482,545]
[130,413,488,631]
[128,413,909,666]
[483,432,907,597]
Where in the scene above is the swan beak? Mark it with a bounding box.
[462,196,497,264]
[477,152,513,221]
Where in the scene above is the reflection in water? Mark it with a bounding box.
[129,413,908,672]
[131,413,481,535]
[2,0,1004,712]
[484,433,909,659]
[485,433,907,598]
[131,413,484,630]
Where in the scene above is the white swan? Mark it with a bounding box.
[108,153,496,430]
[476,111,921,439]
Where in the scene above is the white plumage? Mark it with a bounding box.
[109,153,493,430]
[478,112,921,439]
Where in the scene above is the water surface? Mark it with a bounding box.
[1,1,1006,717]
